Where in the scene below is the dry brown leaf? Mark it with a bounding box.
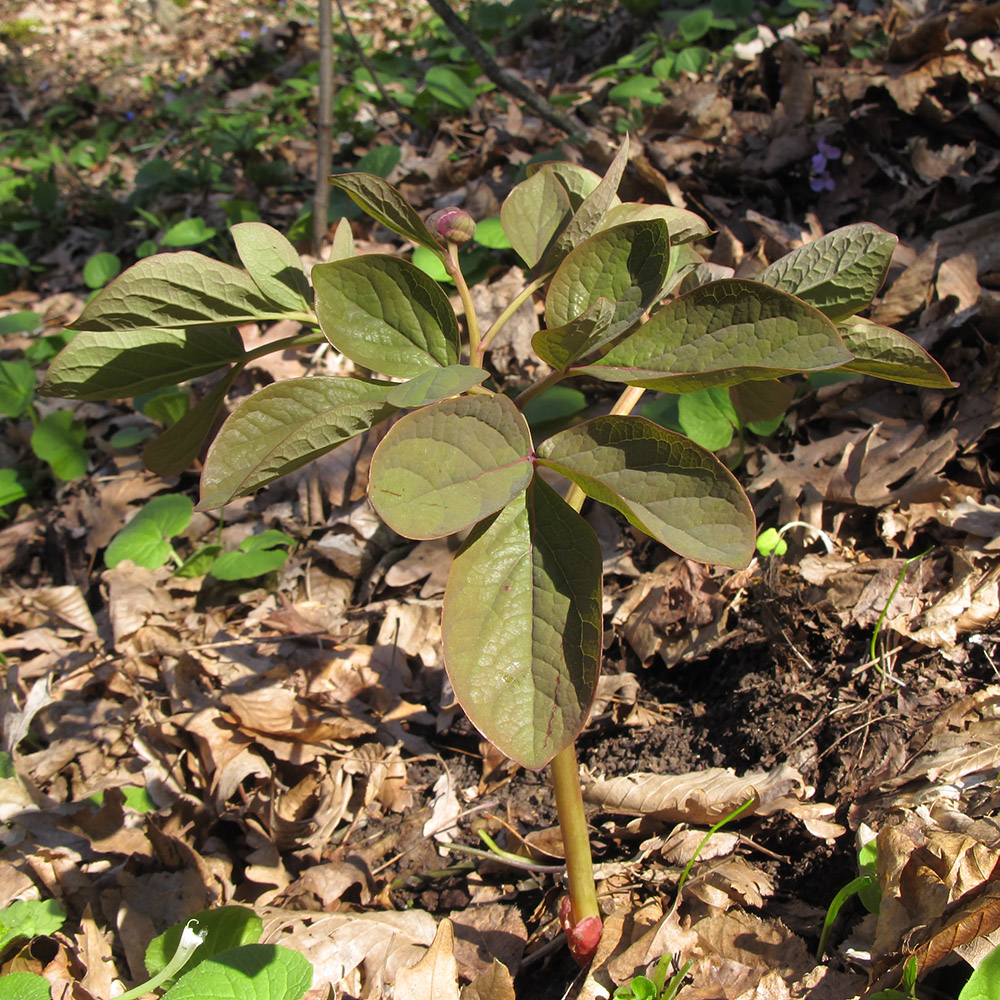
[687,856,775,911]
[423,768,460,848]
[936,252,980,312]
[583,762,809,825]
[460,959,517,1000]
[449,903,526,980]
[394,918,461,1000]
[694,910,813,984]
[223,685,375,742]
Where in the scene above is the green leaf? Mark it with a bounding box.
[424,65,476,109]
[0,899,65,954]
[442,476,602,770]
[836,317,955,388]
[31,410,88,480]
[39,326,245,400]
[175,544,223,578]
[0,972,51,1000]
[412,244,451,283]
[537,415,755,567]
[525,161,612,211]
[198,376,394,510]
[25,330,75,367]
[579,279,853,391]
[500,166,572,269]
[544,137,630,264]
[139,386,190,425]
[231,223,311,312]
[161,217,218,247]
[679,7,713,41]
[210,531,294,581]
[70,252,294,335]
[0,311,43,336]
[160,944,311,1000]
[608,76,664,106]
[104,494,193,569]
[369,393,533,539]
[329,218,355,262]
[757,223,897,322]
[677,386,738,451]
[532,297,617,369]
[327,172,440,252]
[594,203,713,246]
[356,144,401,178]
[520,385,588,427]
[143,368,241,477]
[0,359,36,417]
[0,467,30,508]
[675,46,712,75]
[473,217,512,250]
[385,365,489,408]
[312,255,460,378]
[545,219,672,339]
[756,527,787,557]
[82,251,122,289]
[146,908,263,983]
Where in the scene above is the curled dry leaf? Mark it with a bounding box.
[460,959,516,1000]
[222,685,375,741]
[394,917,461,1000]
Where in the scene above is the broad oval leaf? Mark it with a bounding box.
[525,160,611,210]
[758,223,897,322]
[537,415,755,568]
[579,279,853,391]
[70,251,295,333]
[836,317,955,388]
[231,223,311,312]
[544,219,672,336]
[160,944,312,1000]
[145,907,263,985]
[368,393,532,539]
[384,365,489,408]
[595,202,713,246]
[500,167,572,269]
[39,327,246,400]
[532,297,616,369]
[30,410,88,481]
[105,494,194,569]
[0,973,51,1000]
[312,255,459,377]
[198,377,395,510]
[328,172,440,252]
[442,476,603,770]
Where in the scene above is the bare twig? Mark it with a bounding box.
[313,0,334,253]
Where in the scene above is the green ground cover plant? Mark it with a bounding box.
[41,135,952,962]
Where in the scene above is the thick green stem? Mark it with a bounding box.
[241,328,324,364]
[444,243,481,358]
[550,381,648,926]
[513,367,569,410]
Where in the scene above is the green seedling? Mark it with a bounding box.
[756,520,836,558]
[870,548,931,681]
[868,956,919,1000]
[42,136,952,963]
[0,898,65,958]
[817,832,880,960]
[613,952,693,1000]
[0,905,311,1000]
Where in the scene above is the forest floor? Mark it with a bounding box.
[2,1,1000,998]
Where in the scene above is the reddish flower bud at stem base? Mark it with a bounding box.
[558,895,603,966]
[426,207,476,245]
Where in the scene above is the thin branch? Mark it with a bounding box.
[314,0,334,254]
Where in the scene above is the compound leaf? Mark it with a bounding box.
[578,279,852,391]
[369,393,532,539]
[231,223,311,312]
[500,167,572,269]
[836,317,955,388]
[545,219,672,338]
[442,476,603,770]
[328,172,440,252]
[758,223,897,322]
[39,327,245,401]
[312,255,459,378]
[198,377,395,510]
[160,944,311,1000]
[537,415,755,568]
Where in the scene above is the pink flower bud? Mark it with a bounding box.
[426,207,476,245]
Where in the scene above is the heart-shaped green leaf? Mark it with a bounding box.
[0,359,36,418]
[578,279,852,391]
[105,494,193,569]
[210,530,294,580]
[143,367,242,476]
[30,410,88,480]
[442,476,602,770]
[312,255,460,378]
[145,907,263,985]
[385,365,489,408]
[231,223,311,312]
[594,202,713,246]
[160,944,312,1000]
[368,393,532,539]
[836,317,955,388]
[198,376,395,510]
[500,166,572,269]
[532,298,616,369]
[70,252,302,333]
[537,415,755,567]
[0,973,51,1000]
[544,219,672,336]
[758,223,897,322]
[39,327,246,400]
[328,172,440,252]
